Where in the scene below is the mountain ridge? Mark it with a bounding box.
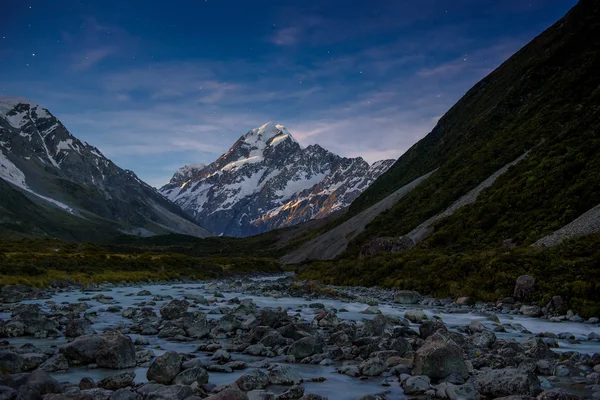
[161,122,394,237]
[0,96,211,240]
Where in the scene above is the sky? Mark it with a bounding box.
[0,0,577,188]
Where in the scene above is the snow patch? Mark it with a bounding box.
[0,148,74,213]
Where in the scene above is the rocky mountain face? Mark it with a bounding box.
[160,122,394,237]
[0,97,211,240]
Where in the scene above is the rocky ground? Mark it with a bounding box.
[0,275,599,400]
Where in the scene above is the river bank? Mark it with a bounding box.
[0,274,599,399]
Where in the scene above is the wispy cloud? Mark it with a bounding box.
[72,46,117,70]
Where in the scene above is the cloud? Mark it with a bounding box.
[72,46,117,70]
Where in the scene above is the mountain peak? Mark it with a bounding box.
[244,122,297,147]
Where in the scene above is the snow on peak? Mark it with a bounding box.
[0,96,52,128]
[243,122,297,148]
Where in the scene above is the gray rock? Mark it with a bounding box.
[21,353,46,371]
[258,308,289,328]
[212,349,232,362]
[204,388,249,400]
[514,275,535,301]
[0,385,16,400]
[394,290,420,304]
[471,330,496,348]
[96,332,136,369]
[288,337,322,360]
[41,353,69,372]
[275,385,305,400]
[61,332,135,369]
[110,388,143,400]
[0,351,23,374]
[268,364,302,385]
[419,320,447,339]
[79,377,96,390]
[405,309,427,323]
[98,371,136,390]
[359,358,386,376]
[173,367,209,386]
[475,367,540,397]
[236,370,270,391]
[160,300,189,320]
[146,351,183,384]
[402,375,430,395]
[413,334,469,380]
[521,305,542,317]
[146,385,193,400]
[66,318,96,338]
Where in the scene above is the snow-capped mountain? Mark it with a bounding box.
[160,122,395,237]
[0,96,211,239]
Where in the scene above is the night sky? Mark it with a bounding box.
[0,0,576,187]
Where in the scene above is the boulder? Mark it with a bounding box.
[471,330,496,348]
[405,309,427,323]
[258,308,288,328]
[110,388,143,400]
[0,351,23,374]
[276,385,305,400]
[413,334,469,380]
[21,353,46,371]
[288,337,322,360]
[160,300,189,320]
[474,368,540,397]
[521,305,542,317]
[401,375,431,395]
[145,384,193,400]
[235,369,269,391]
[96,332,137,369]
[98,371,136,390]
[173,367,209,386]
[394,290,420,304]
[268,364,302,385]
[61,332,135,369]
[359,358,386,376]
[146,351,183,384]
[419,320,447,339]
[41,353,69,372]
[204,388,249,400]
[66,318,96,338]
[514,275,535,301]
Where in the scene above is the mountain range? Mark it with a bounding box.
[160,122,394,237]
[0,97,211,240]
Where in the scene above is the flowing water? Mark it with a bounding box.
[3,275,599,399]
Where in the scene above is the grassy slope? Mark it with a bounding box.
[343,0,600,254]
[0,179,122,242]
[298,233,600,318]
[296,1,600,317]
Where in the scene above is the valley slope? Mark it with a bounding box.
[0,97,211,240]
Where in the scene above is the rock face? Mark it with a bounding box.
[160,122,394,237]
[359,236,415,258]
[0,96,211,239]
[514,275,535,301]
[413,334,469,380]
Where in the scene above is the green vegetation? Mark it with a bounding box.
[0,238,281,287]
[298,233,600,318]
[343,0,600,255]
